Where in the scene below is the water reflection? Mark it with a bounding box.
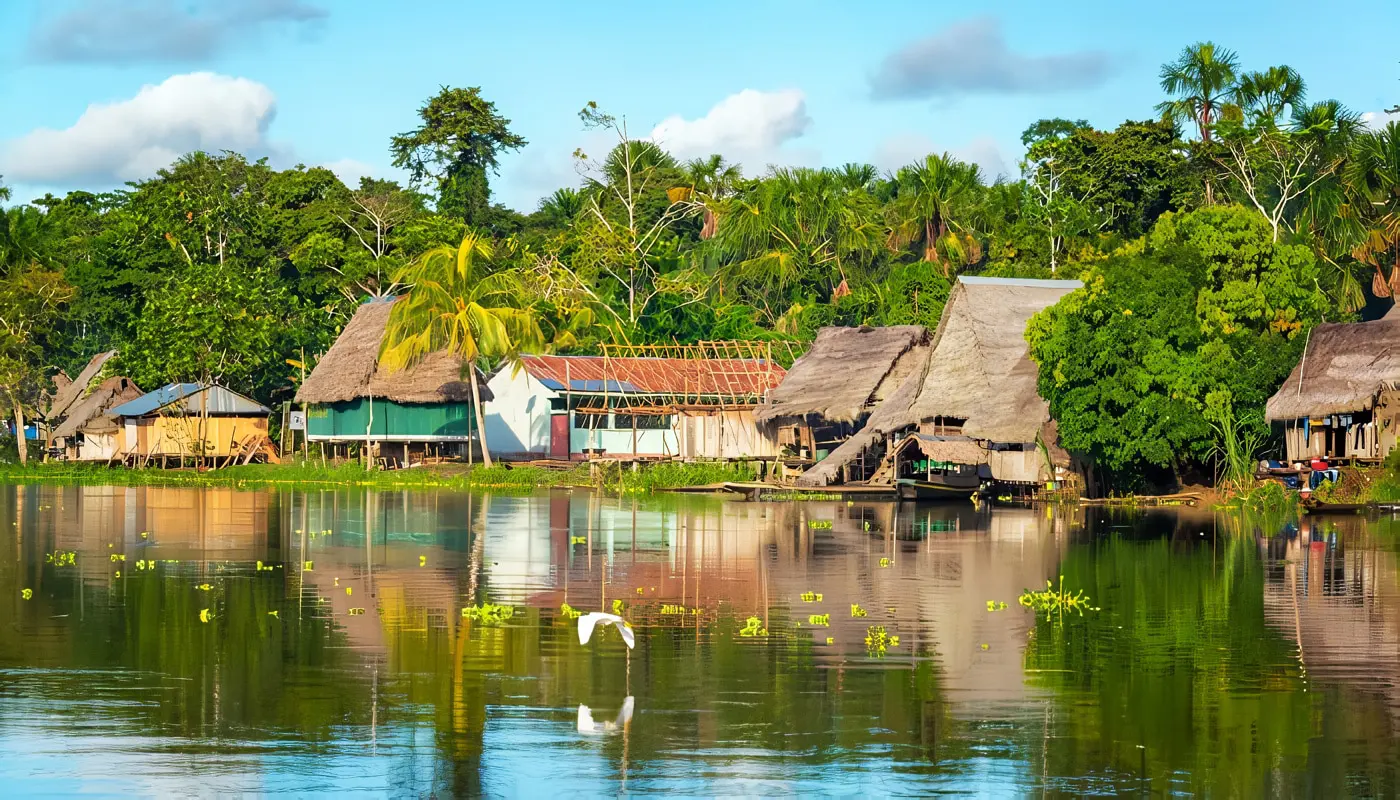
[1,484,1399,795]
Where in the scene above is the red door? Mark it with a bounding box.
[550,414,569,460]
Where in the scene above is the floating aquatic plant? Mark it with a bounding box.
[45,551,76,566]
[985,600,1008,612]
[1019,576,1100,617]
[611,598,624,615]
[199,609,212,623]
[21,589,32,600]
[560,603,583,619]
[865,625,899,656]
[808,614,830,627]
[800,591,823,602]
[348,608,366,616]
[739,616,768,637]
[850,603,867,618]
[461,603,514,625]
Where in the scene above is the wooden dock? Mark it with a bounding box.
[670,481,900,501]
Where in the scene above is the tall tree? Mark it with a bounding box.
[886,153,985,274]
[390,87,527,226]
[380,232,545,468]
[1158,42,1241,205]
[1345,121,1400,298]
[682,155,744,239]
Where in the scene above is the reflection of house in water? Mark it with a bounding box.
[1261,517,1400,721]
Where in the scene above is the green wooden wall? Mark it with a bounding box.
[306,398,474,440]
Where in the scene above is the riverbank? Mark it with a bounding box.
[0,460,759,493]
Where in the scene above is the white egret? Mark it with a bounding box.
[577,611,635,649]
[576,696,634,734]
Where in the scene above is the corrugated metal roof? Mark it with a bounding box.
[516,355,785,398]
[109,383,271,417]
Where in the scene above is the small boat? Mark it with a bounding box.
[896,474,979,501]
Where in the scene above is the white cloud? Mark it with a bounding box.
[873,133,1011,182]
[1361,108,1400,129]
[322,158,379,187]
[650,89,813,170]
[0,73,277,185]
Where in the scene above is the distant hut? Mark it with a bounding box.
[109,383,273,463]
[42,350,116,449]
[755,326,929,481]
[295,297,492,463]
[799,277,1081,488]
[484,347,785,461]
[50,376,143,461]
[1265,307,1400,463]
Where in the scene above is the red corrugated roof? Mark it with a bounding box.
[517,355,785,398]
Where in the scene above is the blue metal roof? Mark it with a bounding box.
[108,383,271,417]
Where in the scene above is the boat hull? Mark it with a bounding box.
[896,478,978,501]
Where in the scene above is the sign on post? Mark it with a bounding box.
[289,411,306,431]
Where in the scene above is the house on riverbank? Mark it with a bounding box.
[296,297,491,463]
[1265,306,1400,463]
[755,325,929,481]
[798,276,1081,488]
[483,346,786,461]
[109,383,272,463]
[51,376,143,460]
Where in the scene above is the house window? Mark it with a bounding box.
[574,411,609,429]
[549,397,567,412]
[637,415,672,430]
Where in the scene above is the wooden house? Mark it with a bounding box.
[50,376,143,461]
[755,325,929,479]
[483,346,786,461]
[798,277,1081,488]
[295,297,492,462]
[1265,306,1400,463]
[108,383,273,462]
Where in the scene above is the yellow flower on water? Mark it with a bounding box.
[345,586,352,596]
[199,609,212,623]
[114,571,121,578]
[980,643,989,650]
[21,588,32,600]
[303,561,313,572]
[256,560,264,571]
[268,610,279,618]
[140,531,148,539]
[826,637,834,645]
[196,584,212,591]
[419,555,427,567]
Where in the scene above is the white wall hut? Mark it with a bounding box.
[798,276,1081,487]
[484,353,786,461]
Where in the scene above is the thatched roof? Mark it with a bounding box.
[47,350,115,421]
[794,277,1079,487]
[903,434,990,464]
[295,298,491,405]
[52,377,142,438]
[1265,306,1400,421]
[909,277,1080,442]
[755,326,928,423]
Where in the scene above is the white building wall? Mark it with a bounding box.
[483,369,555,458]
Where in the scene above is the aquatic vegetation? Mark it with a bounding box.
[986,600,1009,611]
[418,555,427,567]
[345,586,352,595]
[21,589,32,600]
[570,535,587,544]
[461,603,515,625]
[807,519,832,529]
[879,557,891,568]
[808,614,830,627]
[559,603,583,619]
[45,551,76,566]
[348,608,366,616]
[199,609,212,623]
[110,553,124,562]
[196,584,212,591]
[1019,576,1100,617]
[850,603,867,618]
[660,604,686,615]
[739,616,768,637]
[611,598,624,614]
[865,625,899,656]
[800,591,823,602]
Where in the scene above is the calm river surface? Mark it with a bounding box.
[1,484,1399,797]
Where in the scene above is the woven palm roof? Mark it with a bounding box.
[295,298,491,405]
[51,377,143,438]
[1265,306,1400,421]
[516,354,785,399]
[755,326,928,423]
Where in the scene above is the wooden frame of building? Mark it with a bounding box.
[483,343,787,461]
[1265,307,1400,463]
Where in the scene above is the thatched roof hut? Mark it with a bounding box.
[756,326,928,424]
[51,376,143,439]
[47,350,116,422]
[295,297,491,406]
[796,277,1079,486]
[1265,306,1400,422]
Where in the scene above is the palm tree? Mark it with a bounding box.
[682,155,744,239]
[1235,65,1306,125]
[886,153,985,274]
[1345,121,1400,298]
[380,231,545,468]
[1290,101,1366,311]
[537,187,585,229]
[1157,42,1241,143]
[713,167,883,308]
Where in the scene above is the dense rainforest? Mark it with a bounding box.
[2,43,1398,490]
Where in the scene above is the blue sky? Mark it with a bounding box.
[1,0,1398,211]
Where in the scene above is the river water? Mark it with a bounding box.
[0,484,1398,796]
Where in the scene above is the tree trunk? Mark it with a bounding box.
[12,399,26,466]
[469,365,493,468]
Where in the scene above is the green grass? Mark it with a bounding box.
[0,458,746,493]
